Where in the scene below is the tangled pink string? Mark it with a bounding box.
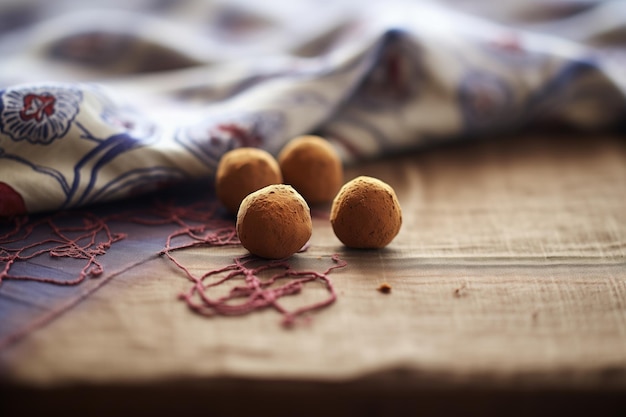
[0,197,346,347]
[0,212,126,285]
[170,250,346,327]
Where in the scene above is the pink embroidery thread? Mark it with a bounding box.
[0,196,346,348]
[170,250,346,327]
[0,212,125,285]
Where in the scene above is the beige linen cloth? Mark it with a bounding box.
[1,133,624,389]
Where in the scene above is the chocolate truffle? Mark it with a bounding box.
[237,184,312,259]
[278,135,343,205]
[330,176,402,249]
[215,148,283,214]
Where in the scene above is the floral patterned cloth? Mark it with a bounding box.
[1,0,625,215]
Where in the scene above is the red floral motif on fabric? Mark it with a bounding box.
[19,94,55,122]
[0,85,82,144]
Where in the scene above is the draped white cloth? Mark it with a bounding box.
[1,0,624,214]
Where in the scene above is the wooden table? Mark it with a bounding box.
[1,133,625,416]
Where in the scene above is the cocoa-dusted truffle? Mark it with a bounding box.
[330,176,402,249]
[215,148,283,214]
[237,184,312,259]
[278,135,343,205]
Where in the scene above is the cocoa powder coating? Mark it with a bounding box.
[330,176,402,249]
[215,148,283,214]
[278,135,343,205]
[237,184,312,259]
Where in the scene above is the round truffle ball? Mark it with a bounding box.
[278,135,343,205]
[215,148,283,214]
[330,176,402,249]
[237,184,312,259]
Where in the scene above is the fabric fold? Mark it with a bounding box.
[1,0,625,215]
